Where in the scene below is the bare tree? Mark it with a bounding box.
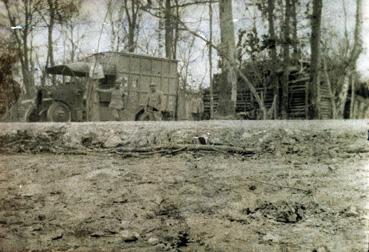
[208,0,214,119]
[266,0,279,118]
[0,36,21,116]
[217,0,237,116]
[281,0,291,119]
[176,12,268,119]
[322,55,336,118]
[34,0,81,85]
[105,0,125,52]
[123,0,142,52]
[60,4,86,62]
[164,0,173,59]
[2,0,38,97]
[161,0,181,59]
[290,0,300,62]
[308,0,322,119]
[335,0,362,118]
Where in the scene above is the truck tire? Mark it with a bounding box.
[47,101,71,122]
[25,105,39,122]
[136,111,150,121]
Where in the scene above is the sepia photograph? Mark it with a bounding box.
[0,0,368,251]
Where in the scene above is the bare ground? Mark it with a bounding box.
[0,121,368,251]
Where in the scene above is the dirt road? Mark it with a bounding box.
[0,121,368,251]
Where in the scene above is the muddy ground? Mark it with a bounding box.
[0,121,368,251]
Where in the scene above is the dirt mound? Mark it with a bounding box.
[0,121,367,158]
[0,128,67,153]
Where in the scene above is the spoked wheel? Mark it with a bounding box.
[47,101,71,122]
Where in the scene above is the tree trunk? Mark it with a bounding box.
[208,0,214,119]
[127,25,135,52]
[107,0,118,51]
[267,0,278,119]
[217,0,237,117]
[18,0,33,97]
[172,0,180,59]
[164,0,173,59]
[156,0,164,57]
[47,0,55,67]
[70,24,76,61]
[350,75,356,118]
[322,57,336,119]
[124,0,139,53]
[291,0,299,62]
[336,75,350,118]
[86,78,100,121]
[281,0,291,119]
[47,0,56,85]
[336,0,362,118]
[309,0,322,119]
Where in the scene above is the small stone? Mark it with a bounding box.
[210,137,222,145]
[155,243,167,250]
[248,185,257,191]
[107,227,119,234]
[327,166,336,172]
[145,212,155,219]
[241,132,252,140]
[344,206,359,217]
[287,213,298,223]
[148,237,159,245]
[262,233,279,242]
[121,230,139,242]
[90,231,105,238]
[32,224,43,231]
[292,146,299,153]
[120,220,130,229]
[297,208,304,218]
[50,231,63,240]
[192,137,200,144]
[104,135,122,148]
[328,150,336,158]
[313,246,329,252]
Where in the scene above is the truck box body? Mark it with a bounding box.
[86,52,179,121]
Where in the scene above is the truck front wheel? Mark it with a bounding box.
[47,101,71,122]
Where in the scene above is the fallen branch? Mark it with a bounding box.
[114,144,256,156]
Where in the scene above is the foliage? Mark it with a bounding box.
[0,36,21,115]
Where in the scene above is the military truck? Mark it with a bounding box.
[26,51,180,122]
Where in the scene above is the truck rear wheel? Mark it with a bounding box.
[25,105,40,122]
[136,111,150,121]
[47,101,71,122]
